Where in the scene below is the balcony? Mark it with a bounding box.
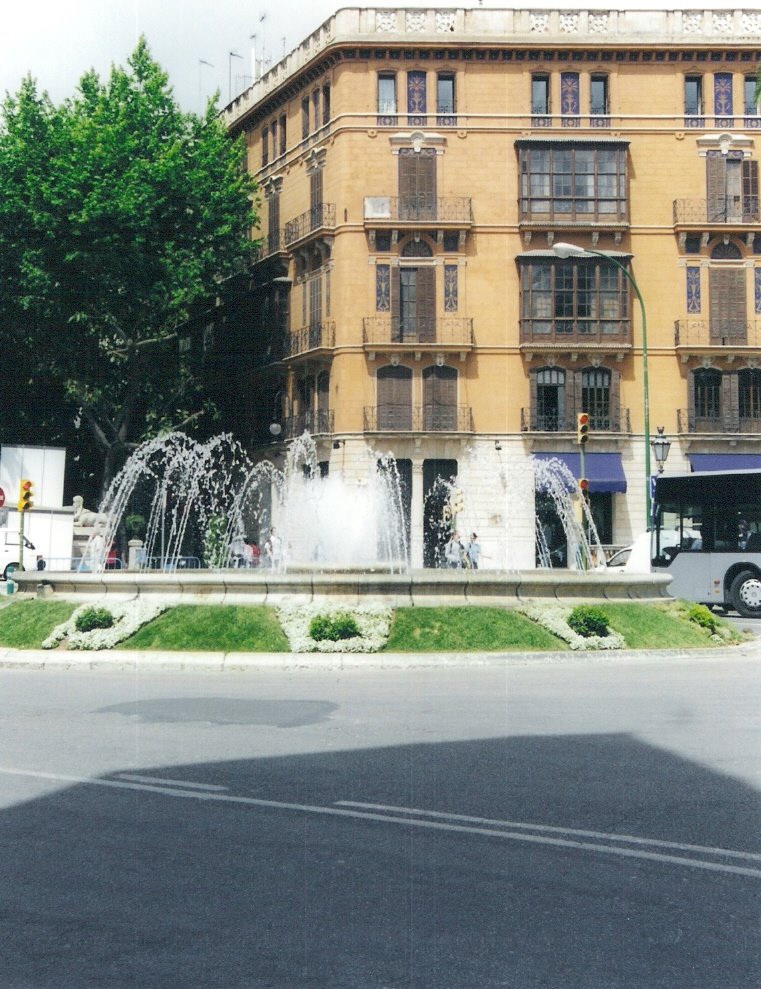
[677,409,761,435]
[674,319,761,361]
[364,405,474,434]
[283,203,336,248]
[283,409,334,440]
[253,229,288,263]
[520,320,631,358]
[521,408,631,434]
[284,321,335,360]
[673,198,760,237]
[363,315,474,355]
[363,196,473,247]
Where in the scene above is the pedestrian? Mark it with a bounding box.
[264,527,283,571]
[35,553,46,571]
[466,532,482,570]
[444,531,463,569]
[248,539,261,568]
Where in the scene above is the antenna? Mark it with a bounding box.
[198,59,214,114]
[228,50,243,102]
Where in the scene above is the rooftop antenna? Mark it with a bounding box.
[228,50,243,102]
[198,59,214,114]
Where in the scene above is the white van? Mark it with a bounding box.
[1,530,35,579]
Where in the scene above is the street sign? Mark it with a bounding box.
[0,487,5,508]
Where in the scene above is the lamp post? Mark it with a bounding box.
[552,241,651,529]
[651,426,671,474]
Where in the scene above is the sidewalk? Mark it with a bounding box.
[1,640,758,672]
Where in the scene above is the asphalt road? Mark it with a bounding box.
[0,657,759,988]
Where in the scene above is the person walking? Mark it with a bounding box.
[265,527,283,571]
[444,531,464,569]
[466,532,482,570]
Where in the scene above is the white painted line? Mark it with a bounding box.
[0,767,759,880]
[335,801,761,864]
[114,773,229,792]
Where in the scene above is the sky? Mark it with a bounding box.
[1,0,714,115]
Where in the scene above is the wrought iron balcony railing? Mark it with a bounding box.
[363,196,473,224]
[674,319,761,348]
[362,315,474,347]
[285,321,336,358]
[673,198,761,225]
[677,408,761,435]
[364,405,474,433]
[521,408,630,433]
[283,409,334,439]
[283,203,336,245]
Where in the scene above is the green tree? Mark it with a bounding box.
[0,39,257,494]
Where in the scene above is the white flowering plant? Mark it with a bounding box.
[43,599,170,651]
[276,603,393,653]
[517,604,626,651]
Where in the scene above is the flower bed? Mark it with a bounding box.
[518,604,626,651]
[43,599,170,650]
[276,603,393,653]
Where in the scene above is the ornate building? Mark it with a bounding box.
[220,5,761,568]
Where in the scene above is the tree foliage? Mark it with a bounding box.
[0,39,257,493]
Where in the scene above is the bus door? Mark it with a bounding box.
[652,501,711,603]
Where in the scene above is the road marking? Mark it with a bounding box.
[335,801,761,863]
[114,773,229,792]
[1,766,759,880]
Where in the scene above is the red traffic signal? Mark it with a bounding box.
[576,412,590,446]
[578,478,589,493]
[17,478,34,512]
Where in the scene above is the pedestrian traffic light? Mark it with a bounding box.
[17,479,33,512]
[577,412,590,446]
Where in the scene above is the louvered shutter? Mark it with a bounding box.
[423,365,457,430]
[706,152,726,222]
[709,267,746,341]
[378,365,412,430]
[398,149,437,221]
[723,371,739,432]
[417,266,436,342]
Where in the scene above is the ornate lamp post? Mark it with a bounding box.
[552,242,651,529]
[651,426,671,473]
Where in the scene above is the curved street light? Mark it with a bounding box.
[552,241,651,529]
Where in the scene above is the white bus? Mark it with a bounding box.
[651,469,761,617]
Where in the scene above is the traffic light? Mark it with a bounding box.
[17,479,34,512]
[577,412,590,446]
[578,477,590,500]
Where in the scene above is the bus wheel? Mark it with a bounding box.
[730,570,761,618]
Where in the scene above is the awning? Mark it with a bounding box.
[689,454,761,472]
[533,452,627,493]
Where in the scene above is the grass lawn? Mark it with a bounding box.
[121,604,290,652]
[383,607,568,652]
[0,600,77,648]
[601,601,736,650]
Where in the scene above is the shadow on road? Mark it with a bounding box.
[2,732,760,988]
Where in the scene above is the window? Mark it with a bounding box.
[279,115,287,156]
[706,151,759,223]
[590,74,609,125]
[709,241,746,341]
[261,127,268,167]
[694,368,721,419]
[378,74,397,125]
[739,368,761,421]
[423,365,458,430]
[685,75,704,127]
[312,89,320,130]
[518,143,628,222]
[744,75,760,125]
[436,73,456,126]
[377,365,412,430]
[581,367,611,430]
[270,120,277,160]
[520,258,629,340]
[392,241,435,342]
[531,74,550,125]
[398,147,437,221]
[535,367,565,431]
[267,191,280,253]
[301,97,310,139]
[322,84,330,126]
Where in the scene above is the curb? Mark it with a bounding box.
[0,641,758,672]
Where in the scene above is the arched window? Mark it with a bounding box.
[693,367,722,420]
[393,239,435,342]
[739,368,761,421]
[581,366,611,430]
[709,241,746,342]
[423,365,457,430]
[377,365,412,430]
[534,367,565,431]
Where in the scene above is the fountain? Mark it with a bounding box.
[17,432,670,606]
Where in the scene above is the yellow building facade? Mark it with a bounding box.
[224,5,761,569]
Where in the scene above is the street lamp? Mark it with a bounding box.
[552,241,651,528]
[651,426,671,474]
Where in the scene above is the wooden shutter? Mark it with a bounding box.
[423,365,457,430]
[267,194,280,250]
[743,159,759,221]
[378,365,412,430]
[706,152,726,222]
[398,149,437,221]
[417,266,436,342]
[709,266,746,341]
[722,371,739,432]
